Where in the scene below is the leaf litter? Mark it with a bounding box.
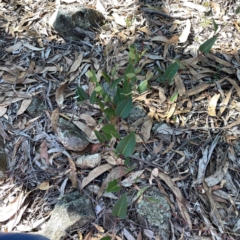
[0,0,240,239]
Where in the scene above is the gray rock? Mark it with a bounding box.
[41,190,95,240]
[57,117,89,151]
[127,105,146,122]
[27,97,47,117]
[50,4,105,41]
[136,188,171,240]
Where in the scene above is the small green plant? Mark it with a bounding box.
[75,20,219,238]
[76,46,148,222]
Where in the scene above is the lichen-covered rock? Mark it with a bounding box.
[41,190,95,240]
[50,4,105,41]
[136,188,171,240]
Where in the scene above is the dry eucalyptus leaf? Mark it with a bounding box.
[208,94,220,117]
[55,83,67,107]
[81,164,113,189]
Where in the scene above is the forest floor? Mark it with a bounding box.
[0,0,240,239]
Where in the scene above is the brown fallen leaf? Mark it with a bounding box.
[55,83,67,107]
[81,164,113,189]
[68,52,84,75]
[218,87,233,117]
[174,75,186,96]
[158,170,192,229]
[65,153,78,188]
[141,118,153,141]
[51,108,60,133]
[39,140,49,165]
[226,78,240,97]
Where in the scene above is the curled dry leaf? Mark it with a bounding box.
[17,99,32,116]
[51,108,60,133]
[174,75,186,96]
[79,113,97,127]
[68,52,84,75]
[158,170,192,230]
[208,94,220,117]
[39,140,49,165]
[55,83,67,107]
[158,87,166,104]
[179,19,191,43]
[121,170,145,187]
[140,118,153,141]
[149,168,158,185]
[103,152,124,165]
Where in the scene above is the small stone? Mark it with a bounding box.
[57,117,89,151]
[27,97,47,117]
[76,153,101,169]
[41,190,95,240]
[127,105,146,122]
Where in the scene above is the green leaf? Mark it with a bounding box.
[170,92,178,103]
[126,73,135,79]
[95,86,103,92]
[113,87,124,105]
[122,79,132,96]
[138,80,149,93]
[134,186,150,201]
[90,91,96,104]
[111,65,118,77]
[116,132,136,157]
[236,6,240,14]
[110,78,122,89]
[199,35,218,54]
[115,97,132,119]
[96,98,104,110]
[101,124,120,138]
[112,193,127,219]
[124,63,136,83]
[212,18,218,34]
[129,51,135,60]
[86,70,93,78]
[102,71,111,83]
[94,130,108,143]
[76,86,88,102]
[106,179,121,192]
[103,108,117,117]
[163,62,179,82]
[100,237,111,240]
[124,157,130,166]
